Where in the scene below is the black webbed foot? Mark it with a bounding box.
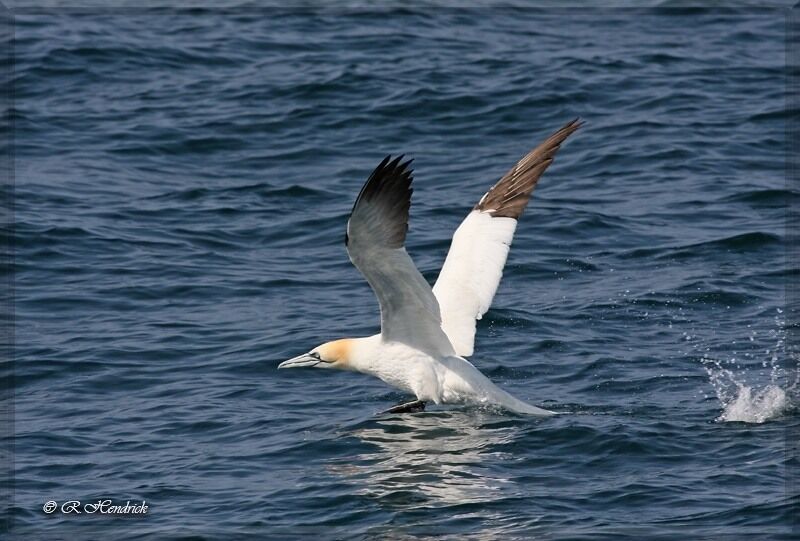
[383,399,426,414]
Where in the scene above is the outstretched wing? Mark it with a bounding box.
[346,156,455,357]
[432,119,582,356]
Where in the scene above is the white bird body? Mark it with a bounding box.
[339,335,552,415]
[279,119,582,416]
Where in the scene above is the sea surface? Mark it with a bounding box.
[8,5,799,540]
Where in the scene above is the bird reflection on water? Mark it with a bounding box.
[328,410,528,508]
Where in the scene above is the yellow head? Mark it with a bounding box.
[278,338,354,370]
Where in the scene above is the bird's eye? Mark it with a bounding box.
[309,351,321,360]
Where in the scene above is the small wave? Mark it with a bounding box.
[747,107,795,123]
[624,231,783,262]
[144,183,329,203]
[720,188,793,207]
[679,231,783,252]
[637,52,686,65]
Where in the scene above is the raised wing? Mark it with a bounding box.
[347,156,455,357]
[432,119,582,356]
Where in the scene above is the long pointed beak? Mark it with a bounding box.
[278,353,320,369]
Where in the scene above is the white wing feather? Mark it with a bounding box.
[432,211,516,356]
[433,119,582,357]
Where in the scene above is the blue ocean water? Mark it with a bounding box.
[8,5,798,540]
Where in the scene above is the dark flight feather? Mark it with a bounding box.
[346,155,414,250]
[475,118,582,219]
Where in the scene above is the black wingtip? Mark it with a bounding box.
[346,154,415,248]
[355,154,414,206]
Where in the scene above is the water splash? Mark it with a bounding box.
[700,310,795,424]
[703,358,788,423]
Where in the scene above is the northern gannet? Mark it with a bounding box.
[279,119,581,415]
